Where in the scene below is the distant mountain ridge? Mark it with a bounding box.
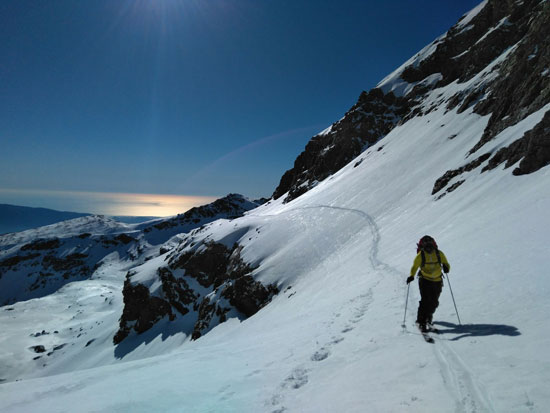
[0,204,159,235]
[0,204,90,235]
[0,194,260,306]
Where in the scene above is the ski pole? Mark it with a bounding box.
[445,272,461,325]
[402,283,410,328]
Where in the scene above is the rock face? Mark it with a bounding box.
[419,0,550,194]
[273,89,410,202]
[114,242,278,344]
[274,0,550,202]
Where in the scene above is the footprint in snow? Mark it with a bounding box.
[282,367,309,390]
[331,336,345,345]
[311,348,330,362]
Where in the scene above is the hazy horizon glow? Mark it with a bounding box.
[0,188,217,217]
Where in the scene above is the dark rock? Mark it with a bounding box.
[115,241,279,343]
[53,344,67,351]
[191,297,217,340]
[41,253,90,280]
[446,180,465,194]
[0,253,40,270]
[113,281,173,344]
[21,238,61,251]
[272,89,410,202]
[482,110,550,174]
[30,345,46,353]
[468,0,550,154]
[158,267,195,316]
[433,153,491,195]
[114,234,135,244]
[169,242,231,288]
[222,275,279,318]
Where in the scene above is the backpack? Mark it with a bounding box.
[417,235,441,267]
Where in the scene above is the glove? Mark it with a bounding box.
[442,264,449,273]
[406,276,414,284]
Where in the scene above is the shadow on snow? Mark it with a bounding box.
[434,321,521,341]
[113,317,194,359]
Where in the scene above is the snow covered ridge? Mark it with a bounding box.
[0,194,260,306]
[0,204,90,235]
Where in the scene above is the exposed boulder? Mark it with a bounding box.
[113,282,172,344]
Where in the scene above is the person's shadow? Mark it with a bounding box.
[434,321,520,341]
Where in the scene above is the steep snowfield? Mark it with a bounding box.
[1,63,549,411]
[2,2,550,408]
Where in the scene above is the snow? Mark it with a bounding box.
[0,215,132,248]
[2,12,550,412]
[317,125,333,136]
[376,35,445,97]
[456,0,489,29]
[2,94,549,413]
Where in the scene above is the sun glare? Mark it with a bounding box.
[105,192,218,217]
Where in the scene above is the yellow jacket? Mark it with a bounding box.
[410,250,450,282]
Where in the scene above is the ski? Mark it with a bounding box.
[421,332,435,343]
[416,323,435,343]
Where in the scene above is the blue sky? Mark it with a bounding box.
[1,0,481,216]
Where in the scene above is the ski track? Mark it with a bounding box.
[266,204,495,412]
[435,341,496,413]
[266,204,385,412]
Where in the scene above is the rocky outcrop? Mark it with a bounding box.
[403,0,530,88]
[431,0,550,193]
[388,0,550,196]
[482,110,550,175]
[273,0,549,203]
[114,242,278,344]
[432,153,491,195]
[467,0,550,155]
[273,89,410,202]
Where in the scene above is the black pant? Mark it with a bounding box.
[416,277,443,325]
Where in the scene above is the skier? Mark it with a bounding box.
[407,235,450,333]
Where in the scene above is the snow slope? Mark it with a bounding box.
[1,3,550,412]
[1,66,549,411]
